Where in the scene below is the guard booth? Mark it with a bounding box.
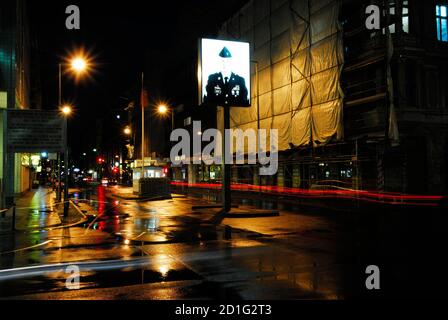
[131,158,171,198]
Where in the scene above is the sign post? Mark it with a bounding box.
[198,38,251,215]
[222,105,232,213]
[63,118,69,218]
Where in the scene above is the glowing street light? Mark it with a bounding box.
[124,127,132,136]
[65,48,94,80]
[158,105,168,115]
[71,57,88,73]
[61,105,73,116]
[157,104,174,132]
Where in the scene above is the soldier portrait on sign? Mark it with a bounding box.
[200,39,251,107]
[204,47,249,106]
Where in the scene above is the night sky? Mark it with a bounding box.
[28,0,248,164]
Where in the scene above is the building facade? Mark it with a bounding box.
[0,0,37,206]
[184,0,448,195]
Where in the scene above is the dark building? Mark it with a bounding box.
[1,0,40,205]
[342,0,448,194]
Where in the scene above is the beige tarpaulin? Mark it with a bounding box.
[217,0,344,152]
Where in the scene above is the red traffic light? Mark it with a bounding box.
[97,157,105,165]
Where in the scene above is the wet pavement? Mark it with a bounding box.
[0,185,447,300]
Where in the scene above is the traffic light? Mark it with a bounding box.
[97,157,105,165]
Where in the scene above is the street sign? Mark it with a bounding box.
[6,110,66,153]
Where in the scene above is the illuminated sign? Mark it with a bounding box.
[21,154,30,166]
[0,92,7,109]
[199,38,251,107]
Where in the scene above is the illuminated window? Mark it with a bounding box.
[436,5,448,42]
[402,0,409,33]
[0,91,7,109]
[382,0,410,34]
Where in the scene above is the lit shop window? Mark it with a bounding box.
[436,5,448,42]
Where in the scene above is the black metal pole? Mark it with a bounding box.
[222,105,231,214]
[57,153,62,201]
[57,63,63,202]
[63,148,69,218]
[63,118,69,219]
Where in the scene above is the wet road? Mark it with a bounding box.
[0,186,355,300]
[0,185,446,300]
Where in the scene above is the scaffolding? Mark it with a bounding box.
[217,0,345,152]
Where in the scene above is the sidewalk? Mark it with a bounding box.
[0,187,88,254]
[13,187,62,231]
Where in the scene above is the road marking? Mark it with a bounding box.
[132,232,147,241]
[0,240,52,255]
[0,246,274,281]
[69,200,87,219]
[84,203,120,235]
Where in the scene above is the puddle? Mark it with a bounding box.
[163,225,266,244]
[0,266,202,298]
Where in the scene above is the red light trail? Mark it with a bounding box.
[171,182,445,207]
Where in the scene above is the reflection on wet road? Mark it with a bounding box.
[2,185,430,300]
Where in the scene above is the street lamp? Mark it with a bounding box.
[124,127,132,136]
[71,57,87,73]
[58,51,91,218]
[61,105,73,116]
[157,104,175,132]
[158,105,168,115]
